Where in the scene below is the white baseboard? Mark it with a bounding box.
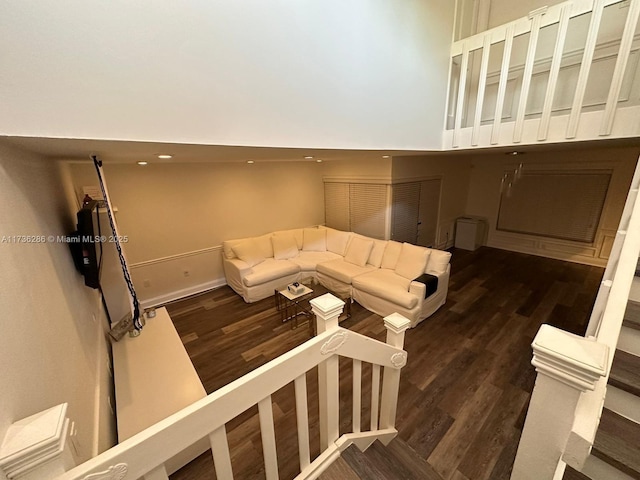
[140,278,227,309]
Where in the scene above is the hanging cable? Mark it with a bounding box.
[92,156,142,331]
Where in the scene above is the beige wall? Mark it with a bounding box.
[465,146,639,265]
[68,160,329,305]
[392,154,474,248]
[69,161,328,262]
[322,156,392,178]
[0,142,115,476]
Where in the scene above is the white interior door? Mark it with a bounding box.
[417,179,442,247]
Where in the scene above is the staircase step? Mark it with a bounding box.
[609,350,640,398]
[563,465,590,479]
[624,317,640,331]
[592,408,640,480]
[338,437,443,480]
[628,277,640,305]
[319,456,361,480]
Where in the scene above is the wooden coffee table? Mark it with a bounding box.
[274,282,351,332]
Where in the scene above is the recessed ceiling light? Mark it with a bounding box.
[507,151,523,156]
[304,156,314,160]
[316,159,323,163]
[137,161,148,166]
[157,154,173,159]
[382,155,390,159]
[247,160,255,164]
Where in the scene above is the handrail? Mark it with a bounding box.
[586,160,640,336]
[561,156,640,470]
[54,295,411,480]
[511,157,640,479]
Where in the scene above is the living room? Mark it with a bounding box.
[1,137,639,468]
[60,143,639,309]
[2,0,640,478]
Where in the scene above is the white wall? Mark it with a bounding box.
[0,142,115,478]
[0,0,454,151]
[464,146,639,265]
[392,154,474,248]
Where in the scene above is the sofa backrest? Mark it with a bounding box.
[222,227,452,276]
[223,229,306,260]
[425,249,452,275]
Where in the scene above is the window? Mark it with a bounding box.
[324,182,389,239]
[497,171,611,243]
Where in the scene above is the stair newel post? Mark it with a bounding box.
[310,293,345,451]
[511,325,608,480]
[379,313,411,433]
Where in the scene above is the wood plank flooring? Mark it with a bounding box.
[167,247,603,480]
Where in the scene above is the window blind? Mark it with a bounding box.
[324,182,350,231]
[349,184,388,239]
[391,182,421,243]
[497,172,611,243]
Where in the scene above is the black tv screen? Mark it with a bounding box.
[76,200,101,289]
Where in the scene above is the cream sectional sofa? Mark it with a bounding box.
[222,226,451,327]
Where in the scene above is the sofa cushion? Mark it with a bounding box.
[243,259,299,287]
[232,240,266,267]
[274,228,304,249]
[325,228,351,255]
[223,238,242,259]
[352,270,418,309]
[367,239,387,268]
[317,259,374,284]
[380,240,403,269]
[291,251,341,271]
[303,228,327,252]
[395,243,431,280]
[427,249,452,274]
[255,233,274,258]
[272,234,299,260]
[344,236,374,267]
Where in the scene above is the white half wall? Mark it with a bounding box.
[0,0,454,151]
[0,142,116,477]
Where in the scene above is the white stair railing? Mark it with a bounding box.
[511,155,640,480]
[53,294,411,480]
[445,0,640,149]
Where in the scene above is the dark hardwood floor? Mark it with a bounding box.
[167,247,604,480]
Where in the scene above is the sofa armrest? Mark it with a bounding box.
[409,281,426,299]
[223,257,253,294]
[428,264,451,296]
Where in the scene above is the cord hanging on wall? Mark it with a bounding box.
[92,155,143,334]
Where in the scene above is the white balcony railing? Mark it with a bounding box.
[445,0,640,149]
[52,295,411,480]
